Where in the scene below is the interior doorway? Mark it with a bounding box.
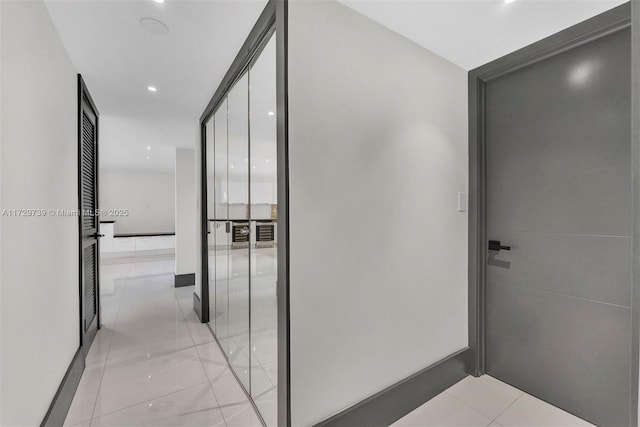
[78,75,101,358]
[470,5,632,426]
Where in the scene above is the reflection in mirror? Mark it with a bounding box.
[227,73,251,390]
[214,100,230,357]
[205,31,277,425]
[249,33,277,426]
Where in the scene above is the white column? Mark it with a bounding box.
[175,148,196,280]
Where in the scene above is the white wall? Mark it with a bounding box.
[288,1,468,424]
[1,2,79,425]
[175,148,196,275]
[100,168,175,234]
[218,178,276,205]
[99,114,199,173]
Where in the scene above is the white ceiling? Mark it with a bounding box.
[45,0,626,173]
[45,0,267,173]
[339,0,627,71]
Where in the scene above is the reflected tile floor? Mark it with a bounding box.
[64,256,262,427]
[392,375,594,427]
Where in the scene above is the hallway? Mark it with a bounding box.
[62,258,596,427]
[63,256,262,427]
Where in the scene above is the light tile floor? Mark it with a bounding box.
[64,256,263,427]
[392,375,594,427]
[66,256,595,427]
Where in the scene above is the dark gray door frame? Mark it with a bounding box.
[197,1,290,425]
[468,2,635,424]
[275,1,291,425]
[631,0,639,424]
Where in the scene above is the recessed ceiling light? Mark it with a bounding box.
[146,146,151,150]
[252,166,256,169]
[266,159,270,163]
[267,111,275,116]
[230,165,234,169]
[153,0,164,3]
[140,18,169,35]
[146,156,150,160]
[147,86,157,92]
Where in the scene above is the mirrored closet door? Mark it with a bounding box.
[204,31,277,427]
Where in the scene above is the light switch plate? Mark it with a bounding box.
[458,192,468,212]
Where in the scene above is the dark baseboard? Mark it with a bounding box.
[193,292,203,322]
[41,347,84,427]
[315,347,471,427]
[175,273,195,288]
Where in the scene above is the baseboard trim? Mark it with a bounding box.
[193,292,203,322]
[40,347,84,427]
[175,273,195,288]
[314,347,471,427]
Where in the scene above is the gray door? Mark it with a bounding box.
[484,28,631,426]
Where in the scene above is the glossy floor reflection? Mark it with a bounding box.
[392,375,594,427]
[209,246,277,427]
[209,247,278,427]
[64,255,263,427]
[248,247,278,425]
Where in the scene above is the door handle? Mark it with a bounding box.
[92,233,105,238]
[488,240,510,251]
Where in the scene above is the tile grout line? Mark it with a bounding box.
[441,376,524,425]
[443,389,502,424]
[176,284,230,427]
[100,343,201,369]
[87,262,130,424]
[89,260,199,422]
[74,257,265,426]
[89,380,213,423]
[490,392,526,424]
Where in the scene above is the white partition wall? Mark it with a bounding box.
[286,1,469,424]
[100,168,175,233]
[175,148,196,279]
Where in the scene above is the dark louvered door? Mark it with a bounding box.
[79,77,100,357]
